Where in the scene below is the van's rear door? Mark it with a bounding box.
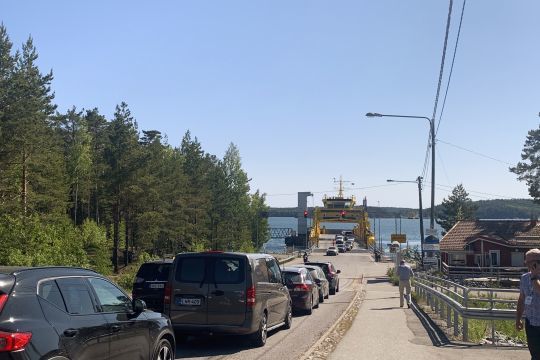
[206,255,247,326]
[170,256,209,325]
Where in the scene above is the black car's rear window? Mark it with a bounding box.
[175,257,206,283]
[136,263,171,281]
[283,271,303,284]
[307,263,329,274]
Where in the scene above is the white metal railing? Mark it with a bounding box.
[414,274,519,343]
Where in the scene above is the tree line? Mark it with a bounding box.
[0,25,269,273]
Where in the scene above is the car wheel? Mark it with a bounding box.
[325,287,330,299]
[284,303,293,329]
[330,286,336,295]
[252,312,268,347]
[153,338,174,360]
[314,294,320,309]
[319,290,324,303]
[306,296,313,315]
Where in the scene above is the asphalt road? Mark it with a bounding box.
[174,245,368,360]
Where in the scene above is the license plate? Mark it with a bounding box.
[178,298,201,306]
[149,283,165,289]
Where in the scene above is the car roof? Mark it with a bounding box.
[142,259,173,264]
[282,267,305,273]
[174,251,274,260]
[0,266,100,285]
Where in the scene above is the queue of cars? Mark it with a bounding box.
[131,251,342,348]
[0,238,348,358]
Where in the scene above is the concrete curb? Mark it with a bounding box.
[277,256,297,265]
[299,274,366,360]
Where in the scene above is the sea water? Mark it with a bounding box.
[264,217,443,253]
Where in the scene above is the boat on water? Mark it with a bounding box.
[285,176,373,248]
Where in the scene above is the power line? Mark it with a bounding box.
[436,0,467,135]
[265,183,401,197]
[431,0,454,123]
[437,138,513,165]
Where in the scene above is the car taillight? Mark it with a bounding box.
[246,286,256,307]
[0,331,32,352]
[294,284,310,292]
[0,294,7,313]
[163,283,172,305]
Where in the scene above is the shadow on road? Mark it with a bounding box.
[366,277,390,284]
[411,302,451,347]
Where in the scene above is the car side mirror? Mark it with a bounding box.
[336,270,341,274]
[133,299,147,313]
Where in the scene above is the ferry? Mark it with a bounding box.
[285,177,374,248]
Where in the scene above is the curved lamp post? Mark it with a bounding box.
[366,112,436,232]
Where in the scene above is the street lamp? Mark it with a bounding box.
[366,112,436,231]
[387,177,425,266]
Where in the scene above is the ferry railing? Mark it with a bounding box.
[413,274,519,343]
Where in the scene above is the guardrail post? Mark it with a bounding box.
[453,309,459,336]
[446,304,451,327]
[463,317,469,342]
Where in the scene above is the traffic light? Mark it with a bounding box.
[340,210,346,219]
[303,210,308,218]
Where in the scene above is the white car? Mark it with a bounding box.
[326,246,339,256]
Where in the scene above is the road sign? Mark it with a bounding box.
[391,234,406,243]
[424,244,440,251]
[424,235,439,244]
[423,256,438,264]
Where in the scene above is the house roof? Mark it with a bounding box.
[440,220,540,251]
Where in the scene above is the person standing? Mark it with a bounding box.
[516,248,540,359]
[397,260,414,308]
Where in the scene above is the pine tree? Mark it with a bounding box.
[436,184,477,234]
[104,102,140,272]
[511,125,540,203]
[0,36,66,217]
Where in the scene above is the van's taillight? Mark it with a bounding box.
[294,284,310,292]
[164,283,172,305]
[0,294,7,313]
[246,286,256,307]
[0,331,32,352]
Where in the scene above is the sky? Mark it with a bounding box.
[2,1,539,209]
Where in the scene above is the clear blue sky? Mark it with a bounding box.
[2,1,539,209]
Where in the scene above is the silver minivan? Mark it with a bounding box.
[164,252,292,346]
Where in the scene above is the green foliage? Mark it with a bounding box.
[0,215,88,267]
[386,267,399,286]
[80,219,111,275]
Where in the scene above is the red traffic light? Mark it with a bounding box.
[303,210,308,218]
[340,211,346,218]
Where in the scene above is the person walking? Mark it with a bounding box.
[397,260,414,308]
[303,251,309,263]
[516,248,540,359]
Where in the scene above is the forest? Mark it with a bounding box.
[0,25,269,274]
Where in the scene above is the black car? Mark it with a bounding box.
[304,261,341,295]
[0,266,175,360]
[132,259,173,313]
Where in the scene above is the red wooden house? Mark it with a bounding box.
[440,220,540,268]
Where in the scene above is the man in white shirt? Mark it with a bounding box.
[397,260,414,308]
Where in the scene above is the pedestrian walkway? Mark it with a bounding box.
[329,260,529,360]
